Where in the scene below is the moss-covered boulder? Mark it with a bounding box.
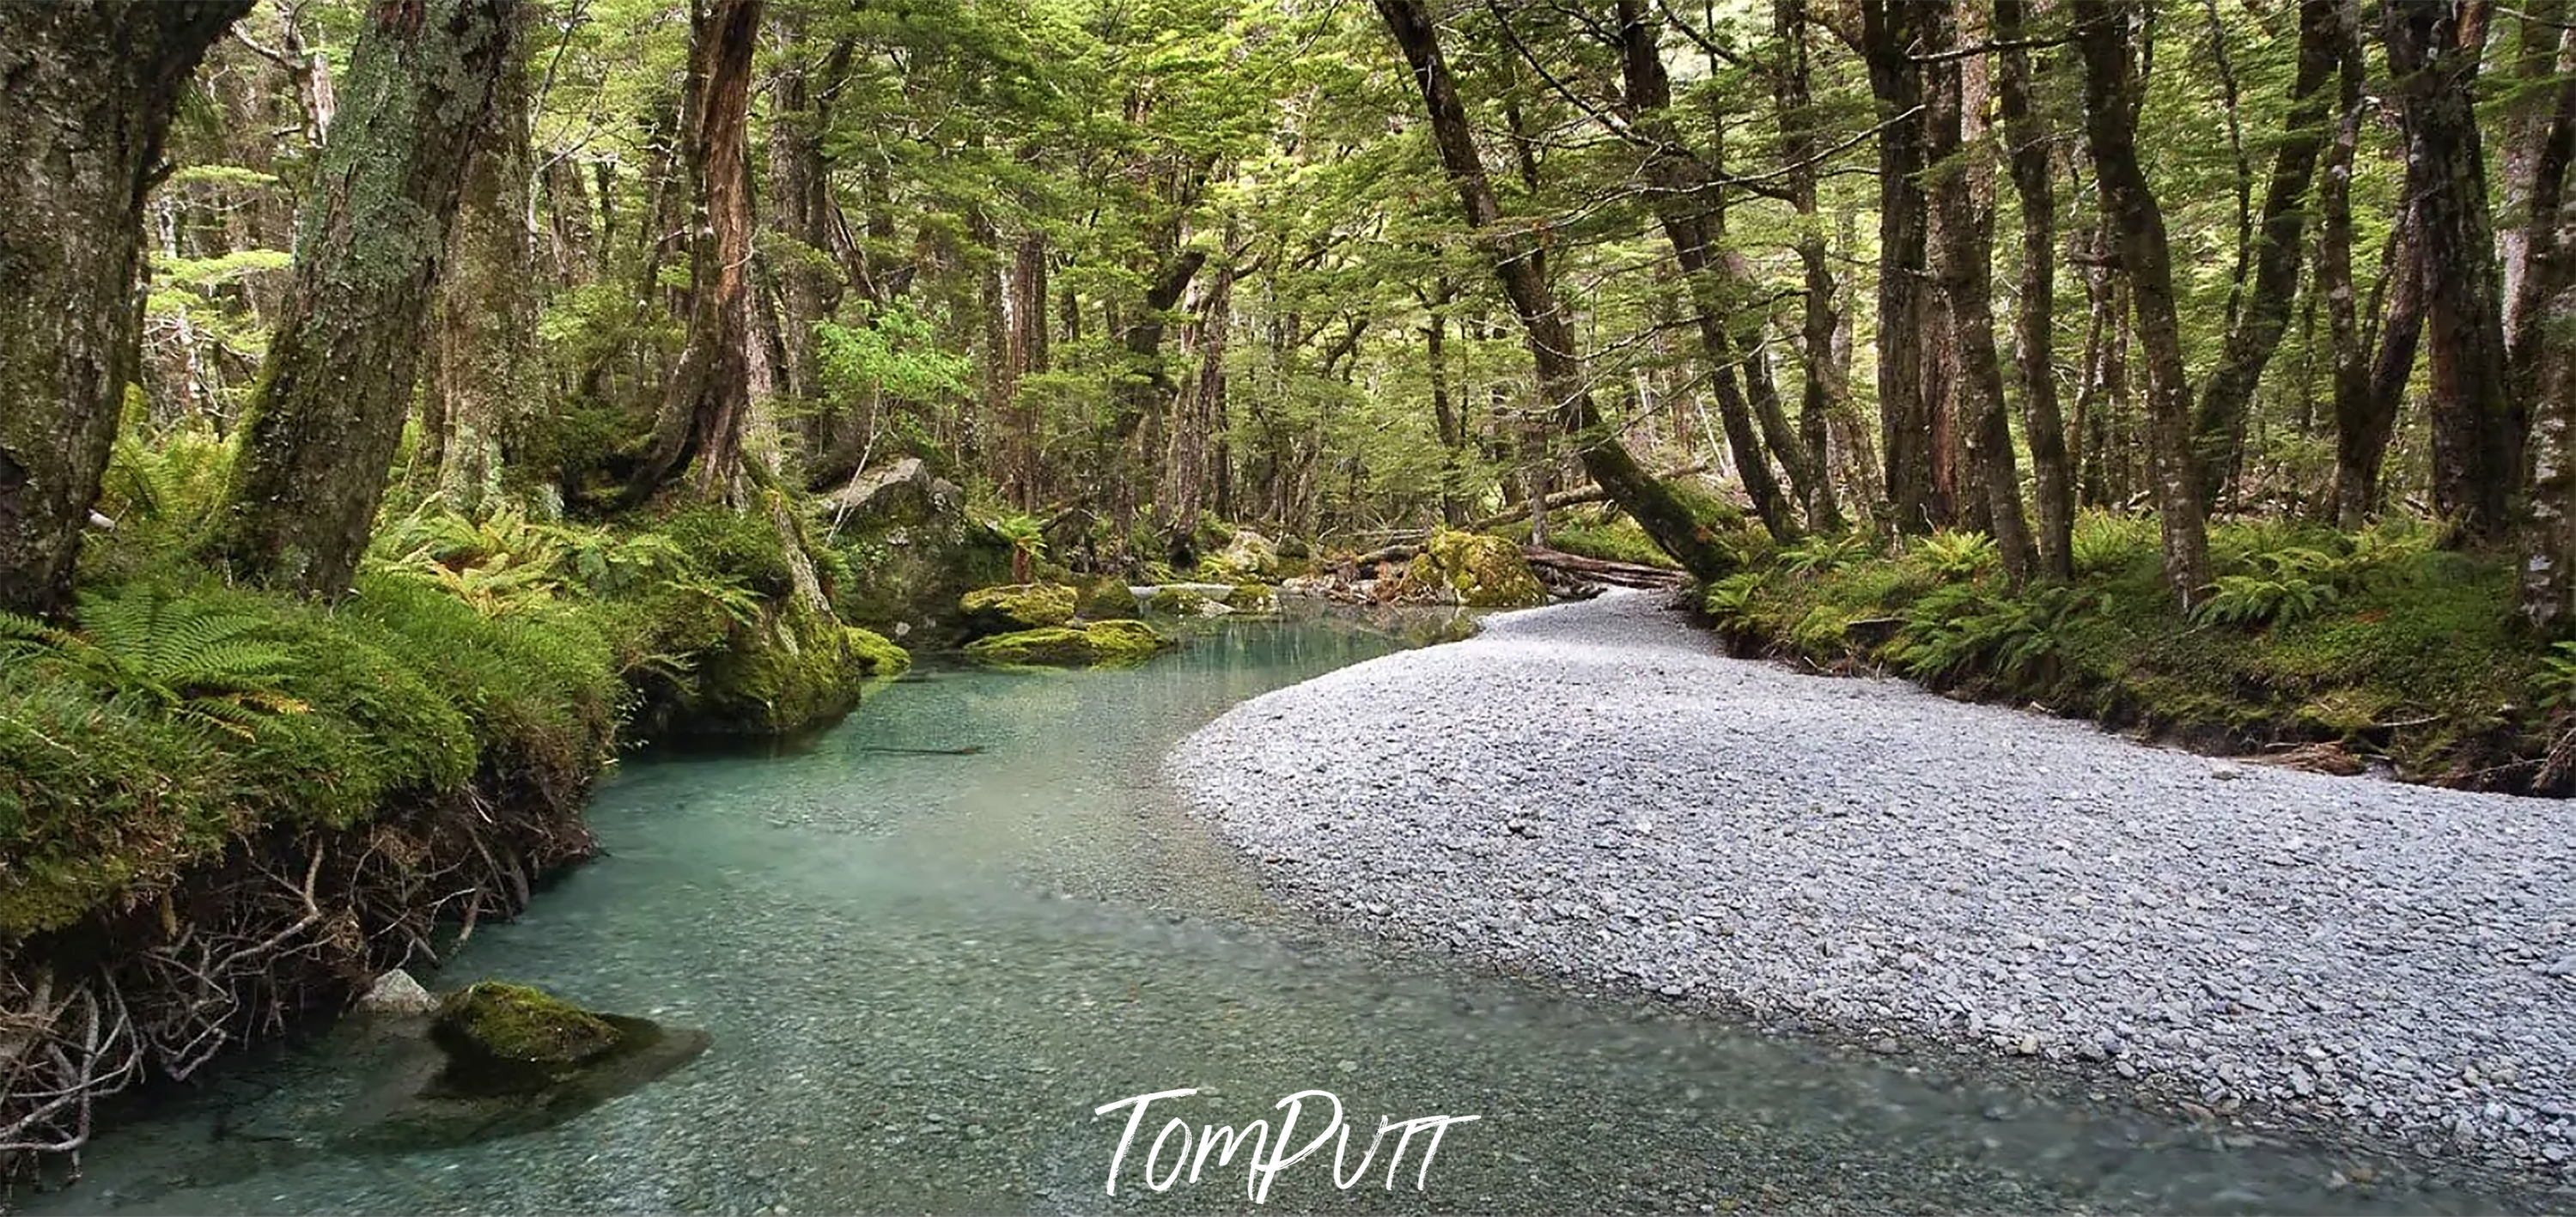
[961,619,1176,667]
[1222,583,1279,613]
[826,460,1017,639]
[959,582,1078,638]
[1401,529,1549,607]
[1148,586,1221,615]
[1072,574,1138,620]
[680,599,884,736]
[844,625,910,677]
[1198,528,1281,581]
[431,983,622,1086]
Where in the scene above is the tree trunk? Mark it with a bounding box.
[1772,0,1850,534]
[1925,0,2035,581]
[2501,1,2576,404]
[2074,0,2211,604]
[0,2,247,618]
[1612,0,1800,543]
[216,0,521,595]
[1426,277,1465,526]
[621,0,762,507]
[2385,0,2517,542]
[1375,0,1737,581]
[1862,0,1936,532]
[1995,0,2074,579]
[2317,1,2388,527]
[430,3,538,516]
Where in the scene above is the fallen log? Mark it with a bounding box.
[1521,545,1686,588]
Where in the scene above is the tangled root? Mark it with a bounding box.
[0,776,594,1189]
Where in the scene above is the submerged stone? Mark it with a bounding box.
[960,619,1175,668]
[356,969,438,1017]
[430,982,622,1086]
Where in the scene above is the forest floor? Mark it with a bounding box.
[1169,591,2576,1177]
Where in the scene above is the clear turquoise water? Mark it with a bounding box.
[33,609,2555,1214]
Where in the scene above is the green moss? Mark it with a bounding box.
[844,626,910,677]
[958,582,1077,636]
[1071,574,1138,620]
[681,598,871,736]
[1410,529,1548,608]
[960,619,1176,668]
[1715,520,2547,787]
[432,981,621,1067]
[1148,586,1216,614]
[1222,583,1279,612]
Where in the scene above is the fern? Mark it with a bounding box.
[2192,572,2338,628]
[1702,572,1764,630]
[1917,529,2000,581]
[8,590,308,735]
[2535,641,2576,714]
[1885,583,2084,683]
[2070,511,2158,575]
[1780,532,1873,577]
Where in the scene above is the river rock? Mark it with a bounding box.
[356,969,438,1017]
[960,619,1175,667]
[430,981,624,1093]
[959,582,1078,637]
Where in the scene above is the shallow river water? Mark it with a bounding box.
[34,607,2562,1214]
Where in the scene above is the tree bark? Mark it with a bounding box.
[2385,0,2517,542]
[621,0,763,507]
[2189,0,2341,511]
[430,2,538,515]
[2501,1,2576,404]
[1861,1,1937,532]
[0,1,248,618]
[2074,0,2211,603]
[1994,0,2074,579]
[216,0,521,595]
[1925,0,2036,581]
[1772,0,1850,534]
[1375,0,1737,581]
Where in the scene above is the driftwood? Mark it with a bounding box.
[1520,545,1685,588]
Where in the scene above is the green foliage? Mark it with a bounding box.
[0,588,307,737]
[2071,511,2160,576]
[1780,532,1873,577]
[1702,572,1765,631]
[1915,529,2001,581]
[1886,583,2069,684]
[2536,642,2576,714]
[816,302,976,407]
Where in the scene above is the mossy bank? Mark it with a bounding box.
[0,492,909,1181]
[1700,514,2569,793]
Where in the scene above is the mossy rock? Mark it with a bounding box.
[683,599,874,735]
[1223,582,1280,612]
[844,626,910,678]
[1197,528,1281,581]
[960,619,1176,668]
[431,982,622,1088]
[1072,574,1138,620]
[1148,586,1220,615]
[1408,528,1548,608]
[958,582,1077,637]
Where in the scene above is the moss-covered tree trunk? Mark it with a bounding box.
[2385,0,2518,544]
[1375,0,1737,582]
[215,0,522,595]
[431,2,537,515]
[2074,0,2211,605]
[1994,0,2074,580]
[0,1,249,618]
[623,0,763,508]
[1860,0,1937,533]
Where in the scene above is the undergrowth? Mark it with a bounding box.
[1702,512,2552,790]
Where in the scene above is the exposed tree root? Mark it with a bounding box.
[0,773,594,1191]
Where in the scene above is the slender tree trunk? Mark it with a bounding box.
[2189,0,2342,510]
[0,1,248,617]
[1425,277,1465,526]
[1926,0,2035,580]
[1995,0,2074,578]
[2074,0,2211,604]
[1613,0,1800,542]
[217,0,521,595]
[2385,0,2517,542]
[1375,0,1737,580]
[621,0,762,507]
[1773,0,1849,533]
[431,3,538,515]
[2501,1,2576,401]
[2318,0,2384,527]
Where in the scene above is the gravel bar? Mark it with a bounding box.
[1167,591,2576,1173]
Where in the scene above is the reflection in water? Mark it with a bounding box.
[35,605,2561,1214]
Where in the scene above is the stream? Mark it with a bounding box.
[32,605,2557,1214]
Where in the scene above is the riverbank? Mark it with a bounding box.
[0,496,909,1179]
[1168,592,2576,1177]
